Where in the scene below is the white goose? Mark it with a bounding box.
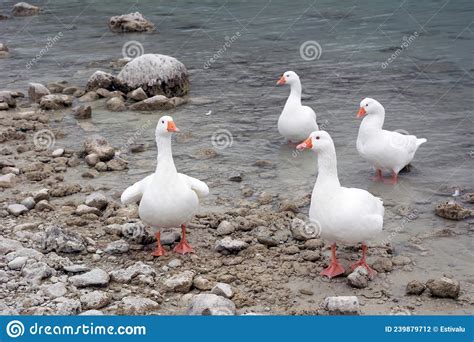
[297,131,384,278]
[276,71,318,143]
[356,98,427,184]
[121,116,209,256]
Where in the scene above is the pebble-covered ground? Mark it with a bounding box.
[0,89,473,315]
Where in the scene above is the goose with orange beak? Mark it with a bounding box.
[121,115,209,257]
[297,131,384,278]
[276,71,318,143]
[356,98,427,184]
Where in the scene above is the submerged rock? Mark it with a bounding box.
[105,96,126,112]
[129,95,174,111]
[187,294,236,315]
[72,105,92,119]
[435,202,471,220]
[39,94,73,110]
[108,12,154,33]
[12,2,40,16]
[426,276,460,299]
[117,54,189,98]
[83,136,115,161]
[0,43,9,58]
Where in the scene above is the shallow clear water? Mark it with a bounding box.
[1,0,473,293]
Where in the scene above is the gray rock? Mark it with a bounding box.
[80,290,111,309]
[51,148,64,157]
[56,298,81,315]
[0,270,8,283]
[127,87,147,101]
[78,91,99,102]
[121,222,154,244]
[215,237,248,254]
[85,192,108,210]
[105,239,129,254]
[347,266,369,289]
[85,153,100,166]
[187,294,236,315]
[211,283,233,299]
[323,296,360,315]
[28,82,50,102]
[109,261,155,283]
[72,105,92,119]
[47,81,67,93]
[21,197,36,210]
[117,54,189,98]
[39,94,73,110]
[163,271,194,293]
[406,280,426,295]
[0,173,16,188]
[86,71,118,92]
[301,250,321,261]
[129,95,173,111]
[109,12,154,33]
[167,259,182,268]
[22,261,54,282]
[119,296,159,314]
[83,136,115,161]
[6,247,42,261]
[392,255,412,266]
[69,268,109,287]
[7,256,28,270]
[63,264,91,273]
[435,202,472,220]
[33,188,49,202]
[95,162,107,172]
[106,96,126,112]
[43,282,67,298]
[12,2,41,17]
[426,277,460,299]
[258,191,273,205]
[216,220,236,236]
[7,203,29,216]
[372,257,393,273]
[193,276,212,290]
[35,200,54,211]
[160,231,180,245]
[79,310,103,315]
[290,218,319,241]
[41,225,87,253]
[76,204,101,216]
[106,158,128,171]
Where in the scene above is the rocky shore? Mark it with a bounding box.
[0,92,473,315]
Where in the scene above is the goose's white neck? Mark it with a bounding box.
[155,134,176,172]
[314,145,340,190]
[359,106,385,134]
[285,80,302,107]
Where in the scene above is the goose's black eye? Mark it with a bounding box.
[366,104,368,107]
[162,120,165,124]
[316,136,320,140]
[286,74,290,77]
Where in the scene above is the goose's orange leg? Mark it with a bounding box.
[350,244,375,275]
[173,224,195,254]
[373,168,383,182]
[151,231,166,257]
[320,243,345,278]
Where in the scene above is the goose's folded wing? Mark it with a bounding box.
[121,174,153,205]
[179,174,209,198]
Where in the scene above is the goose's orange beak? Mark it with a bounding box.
[357,107,367,118]
[167,121,179,132]
[277,75,286,85]
[296,137,313,150]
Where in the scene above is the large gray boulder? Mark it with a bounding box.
[117,54,189,98]
[28,82,50,103]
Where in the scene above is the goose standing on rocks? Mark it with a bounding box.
[356,98,427,184]
[297,131,384,278]
[121,116,209,256]
[276,71,318,143]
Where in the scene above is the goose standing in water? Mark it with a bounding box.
[276,71,318,143]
